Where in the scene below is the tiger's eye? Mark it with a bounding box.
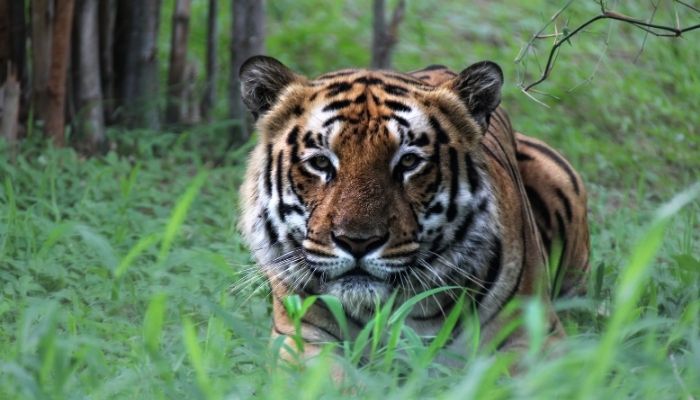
[399,153,420,170]
[309,155,331,171]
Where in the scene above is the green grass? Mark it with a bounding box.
[2,1,700,398]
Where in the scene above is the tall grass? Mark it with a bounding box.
[1,131,698,398]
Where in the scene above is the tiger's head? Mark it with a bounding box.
[239,56,503,320]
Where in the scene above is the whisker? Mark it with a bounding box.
[418,250,490,291]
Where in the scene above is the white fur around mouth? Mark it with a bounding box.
[313,258,408,281]
[323,276,391,317]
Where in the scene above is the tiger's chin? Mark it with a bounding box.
[324,275,392,320]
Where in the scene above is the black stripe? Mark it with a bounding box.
[322,99,352,112]
[326,82,353,96]
[410,132,430,147]
[323,115,346,127]
[276,151,285,221]
[519,139,580,195]
[554,188,573,223]
[465,154,481,194]
[354,76,384,85]
[429,116,450,144]
[303,130,319,149]
[552,211,569,297]
[353,93,366,103]
[516,151,534,161]
[392,115,410,128]
[424,202,444,218]
[385,100,412,112]
[287,167,303,205]
[426,129,443,195]
[540,228,552,256]
[293,105,304,116]
[383,84,408,96]
[287,126,300,164]
[429,234,444,252]
[264,144,273,196]
[525,185,551,229]
[474,238,502,305]
[280,203,305,216]
[446,147,459,222]
[484,229,525,327]
[264,212,278,245]
[453,211,475,243]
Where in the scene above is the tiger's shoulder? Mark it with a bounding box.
[409,64,589,298]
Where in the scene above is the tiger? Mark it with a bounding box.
[237,55,590,365]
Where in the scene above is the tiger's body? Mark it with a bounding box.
[238,56,589,364]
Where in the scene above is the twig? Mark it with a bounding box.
[514,0,576,64]
[634,0,659,63]
[676,0,700,14]
[568,16,613,93]
[521,6,700,92]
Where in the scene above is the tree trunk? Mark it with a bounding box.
[99,0,116,123]
[371,0,386,68]
[45,0,75,146]
[114,0,162,129]
[6,0,28,127]
[166,0,191,125]
[182,60,200,124]
[0,1,7,76]
[371,0,405,69]
[1,71,20,157]
[74,0,106,153]
[201,0,217,121]
[229,0,266,145]
[31,0,54,127]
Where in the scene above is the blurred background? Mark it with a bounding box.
[2,0,698,182]
[0,1,699,398]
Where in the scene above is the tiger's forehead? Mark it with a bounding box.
[300,70,436,145]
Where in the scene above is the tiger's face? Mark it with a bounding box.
[239,57,503,320]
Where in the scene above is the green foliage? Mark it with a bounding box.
[2,1,700,399]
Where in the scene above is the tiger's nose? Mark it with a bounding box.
[331,232,389,259]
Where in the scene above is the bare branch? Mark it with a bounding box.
[520,4,700,93]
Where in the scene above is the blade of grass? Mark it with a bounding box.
[114,233,160,279]
[143,293,168,355]
[182,316,215,400]
[158,171,208,264]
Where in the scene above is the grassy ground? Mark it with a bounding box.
[2,1,699,398]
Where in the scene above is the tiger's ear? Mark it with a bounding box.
[448,61,503,130]
[239,55,302,119]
